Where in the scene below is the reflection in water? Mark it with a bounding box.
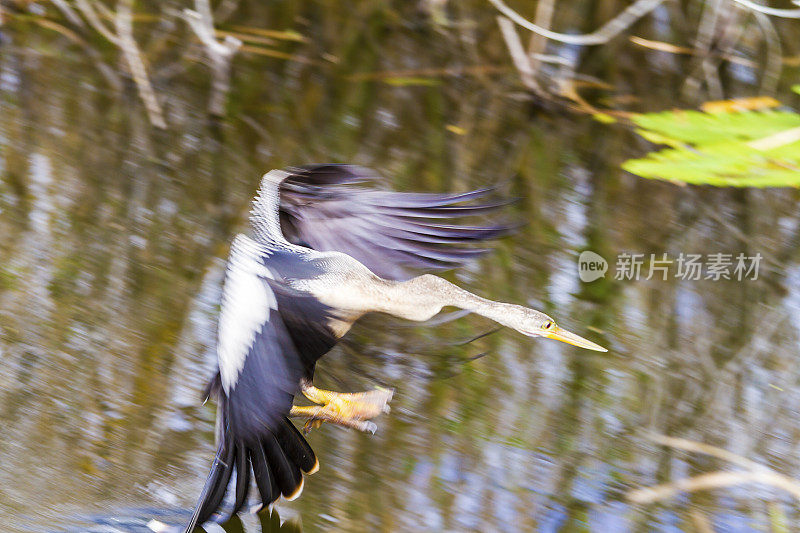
[2,2,800,532]
[63,507,299,533]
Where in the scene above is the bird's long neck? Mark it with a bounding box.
[375,274,520,328]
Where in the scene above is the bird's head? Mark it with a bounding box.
[504,305,607,352]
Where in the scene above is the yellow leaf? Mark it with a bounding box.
[701,97,780,114]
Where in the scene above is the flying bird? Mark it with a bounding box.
[183,165,606,532]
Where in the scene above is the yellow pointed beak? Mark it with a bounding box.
[546,325,607,352]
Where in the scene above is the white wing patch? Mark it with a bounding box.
[250,169,291,242]
[218,234,277,392]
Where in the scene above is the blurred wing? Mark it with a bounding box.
[218,236,337,439]
[273,164,513,280]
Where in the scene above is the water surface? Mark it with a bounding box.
[2,2,800,532]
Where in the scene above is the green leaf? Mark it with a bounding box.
[622,106,800,187]
[592,113,617,124]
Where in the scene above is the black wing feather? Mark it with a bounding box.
[263,279,339,377]
[224,268,337,440]
[185,249,333,530]
[276,164,513,280]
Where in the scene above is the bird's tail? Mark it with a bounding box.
[184,397,318,533]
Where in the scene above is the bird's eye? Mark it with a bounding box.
[543,321,553,330]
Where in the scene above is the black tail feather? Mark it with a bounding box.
[276,419,318,474]
[184,404,316,531]
[183,437,233,533]
[261,432,303,499]
[231,444,251,517]
[195,439,235,526]
[250,443,279,509]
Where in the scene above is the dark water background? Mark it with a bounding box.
[3,1,800,531]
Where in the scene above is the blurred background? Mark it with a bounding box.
[2,0,800,531]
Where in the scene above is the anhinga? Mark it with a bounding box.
[183,165,606,531]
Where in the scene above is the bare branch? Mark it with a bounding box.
[629,470,800,503]
[645,433,765,471]
[184,8,241,60]
[487,0,666,46]
[734,0,800,18]
[496,16,538,92]
[75,0,119,45]
[51,0,87,29]
[628,434,800,504]
[529,54,575,67]
[115,0,167,129]
[526,0,555,76]
[184,1,242,117]
[629,36,757,68]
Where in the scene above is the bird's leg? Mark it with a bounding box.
[289,379,393,434]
